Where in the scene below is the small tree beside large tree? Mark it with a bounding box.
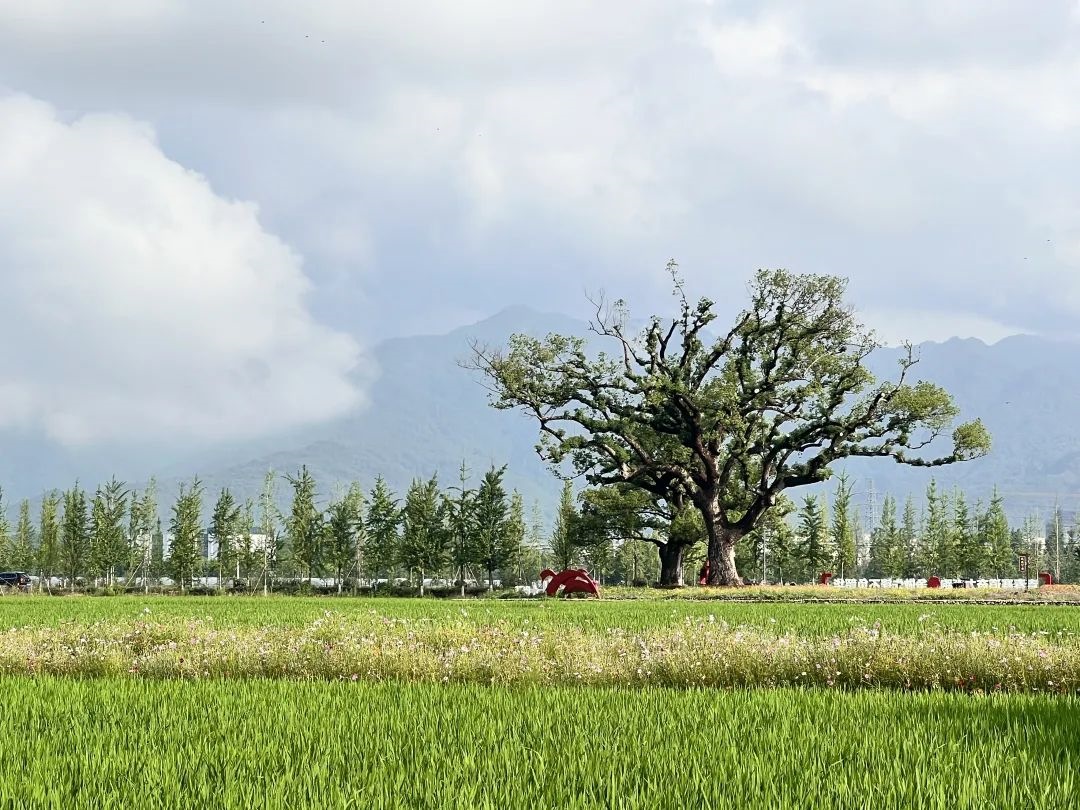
[470,265,989,585]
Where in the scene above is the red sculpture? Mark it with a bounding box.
[927,575,941,588]
[1039,571,1054,586]
[819,571,833,585]
[540,568,600,598]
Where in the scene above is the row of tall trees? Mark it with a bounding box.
[3,465,1078,591]
[0,465,555,592]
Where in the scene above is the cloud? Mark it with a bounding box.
[4,1,1080,347]
[0,94,364,446]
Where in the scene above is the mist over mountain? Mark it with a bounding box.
[5,308,1080,526]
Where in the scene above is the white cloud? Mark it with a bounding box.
[0,94,364,446]
[5,1,1080,342]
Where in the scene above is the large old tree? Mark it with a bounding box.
[470,266,990,585]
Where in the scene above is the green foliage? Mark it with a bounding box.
[868,495,906,579]
[0,678,1075,808]
[210,488,241,584]
[549,480,578,570]
[10,500,36,572]
[0,489,9,569]
[129,480,159,581]
[474,466,513,588]
[398,476,448,589]
[364,477,401,586]
[325,485,364,590]
[953,490,981,579]
[984,489,1013,577]
[445,461,477,588]
[830,472,857,579]
[61,485,90,589]
[167,479,203,591]
[471,265,989,585]
[36,493,61,586]
[796,495,830,579]
[285,467,322,583]
[90,477,129,584]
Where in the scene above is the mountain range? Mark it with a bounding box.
[4,307,1080,526]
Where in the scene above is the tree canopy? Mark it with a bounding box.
[470,264,990,584]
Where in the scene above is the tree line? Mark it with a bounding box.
[0,464,662,594]
[1,462,1074,593]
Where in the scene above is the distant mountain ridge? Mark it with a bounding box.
[6,308,1080,525]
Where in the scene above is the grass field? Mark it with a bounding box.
[2,594,1080,636]
[4,595,1077,808]
[0,677,1075,809]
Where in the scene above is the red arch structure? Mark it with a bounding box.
[540,568,600,598]
[1039,571,1054,586]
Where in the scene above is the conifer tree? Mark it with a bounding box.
[876,495,906,578]
[210,488,241,587]
[549,480,578,571]
[61,484,90,591]
[37,492,61,591]
[257,471,280,595]
[168,479,203,592]
[365,477,401,591]
[90,477,129,586]
[129,480,159,590]
[325,484,364,593]
[503,491,528,585]
[286,466,322,584]
[797,495,829,581]
[11,500,36,572]
[831,473,857,579]
[445,461,477,594]
[1046,503,1066,582]
[953,490,980,578]
[398,476,448,595]
[474,465,511,590]
[900,495,919,577]
[918,480,950,576]
[982,490,1012,577]
[0,488,10,569]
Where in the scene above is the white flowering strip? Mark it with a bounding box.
[0,612,1076,693]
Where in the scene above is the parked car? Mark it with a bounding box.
[0,572,30,591]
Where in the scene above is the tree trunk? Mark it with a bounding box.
[656,543,685,586]
[706,525,744,586]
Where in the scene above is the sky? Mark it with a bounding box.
[2,0,1079,451]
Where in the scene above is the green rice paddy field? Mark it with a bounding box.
[2,595,1078,808]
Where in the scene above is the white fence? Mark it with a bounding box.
[827,578,1040,589]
